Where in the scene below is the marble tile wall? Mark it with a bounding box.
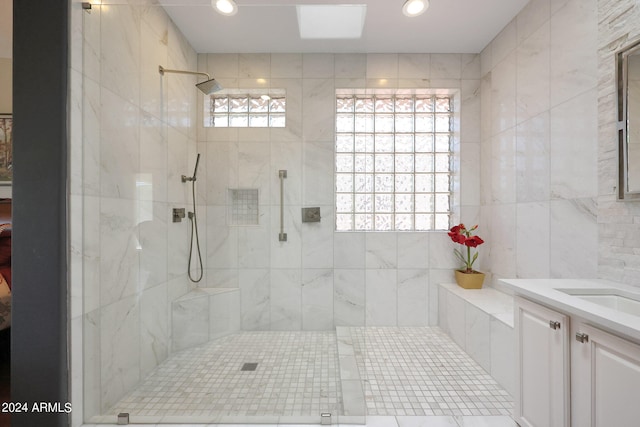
[69,1,201,422]
[597,0,640,286]
[197,53,482,330]
[480,0,600,284]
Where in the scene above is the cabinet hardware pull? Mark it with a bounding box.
[549,320,561,330]
[576,332,589,343]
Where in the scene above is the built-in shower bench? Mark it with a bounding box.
[438,283,515,396]
[171,287,240,353]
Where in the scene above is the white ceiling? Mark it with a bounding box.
[159,0,530,54]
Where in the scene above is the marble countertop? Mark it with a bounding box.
[499,278,640,343]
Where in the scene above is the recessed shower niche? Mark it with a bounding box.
[228,188,260,225]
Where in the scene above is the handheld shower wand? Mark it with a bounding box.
[182,153,200,182]
[184,153,203,283]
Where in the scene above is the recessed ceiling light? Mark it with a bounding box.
[213,0,238,16]
[402,0,429,17]
[297,5,367,39]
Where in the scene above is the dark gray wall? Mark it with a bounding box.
[11,0,69,426]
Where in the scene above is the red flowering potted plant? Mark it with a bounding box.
[448,223,485,289]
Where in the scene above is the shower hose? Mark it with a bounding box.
[188,179,203,283]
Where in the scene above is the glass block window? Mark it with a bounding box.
[335,93,453,231]
[204,90,286,128]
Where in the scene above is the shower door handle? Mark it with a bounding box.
[279,170,287,242]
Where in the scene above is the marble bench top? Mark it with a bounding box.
[440,283,515,328]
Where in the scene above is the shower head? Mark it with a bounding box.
[196,78,223,95]
[159,65,224,94]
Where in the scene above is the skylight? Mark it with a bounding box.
[296,4,367,39]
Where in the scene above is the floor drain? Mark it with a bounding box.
[241,362,258,371]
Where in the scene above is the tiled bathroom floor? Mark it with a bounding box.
[347,327,513,417]
[106,327,512,424]
[109,331,342,423]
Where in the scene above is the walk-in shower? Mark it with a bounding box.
[158,65,223,94]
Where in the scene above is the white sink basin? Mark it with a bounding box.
[557,288,640,317]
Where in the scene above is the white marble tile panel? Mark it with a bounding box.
[140,17,168,120]
[209,289,241,339]
[100,89,140,200]
[490,318,515,397]
[69,69,83,197]
[461,79,481,144]
[397,232,429,268]
[302,78,335,142]
[171,291,208,352]
[270,269,302,330]
[140,112,168,203]
[205,53,239,78]
[167,203,191,280]
[82,76,101,197]
[549,89,598,199]
[489,204,517,279]
[550,198,598,278]
[271,141,302,206]
[516,112,550,202]
[100,295,140,411]
[100,2,140,106]
[140,283,168,378]
[99,197,140,306]
[431,269,455,326]
[461,54,481,79]
[206,205,238,269]
[138,201,168,289]
[302,269,334,330]
[516,202,550,278]
[69,195,83,319]
[239,268,270,330]
[301,205,334,268]
[480,45,492,76]
[205,141,238,206]
[490,51,517,135]
[302,53,335,78]
[431,54,461,79]
[238,141,271,204]
[550,0,598,108]
[428,232,459,270]
[334,232,366,269]
[238,53,271,78]
[270,205,302,269]
[460,142,481,207]
[270,53,302,78]
[464,304,491,372]
[365,269,397,326]
[398,54,430,78]
[365,233,397,269]
[166,126,190,204]
[204,268,238,288]
[446,291,466,349]
[517,0,551,43]
[83,310,101,420]
[366,54,399,78]
[492,18,517,68]
[491,128,517,204]
[397,269,429,327]
[302,140,334,205]
[335,53,366,78]
[516,21,550,123]
[334,269,365,327]
[238,209,271,268]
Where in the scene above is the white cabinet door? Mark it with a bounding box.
[572,323,640,427]
[515,297,570,427]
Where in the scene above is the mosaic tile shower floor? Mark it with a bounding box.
[108,327,512,422]
[111,331,342,419]
[349,327,513,416]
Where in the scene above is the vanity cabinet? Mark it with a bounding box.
[515,296,640,427]
[514,297,570,427]
[571,322,640,427]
